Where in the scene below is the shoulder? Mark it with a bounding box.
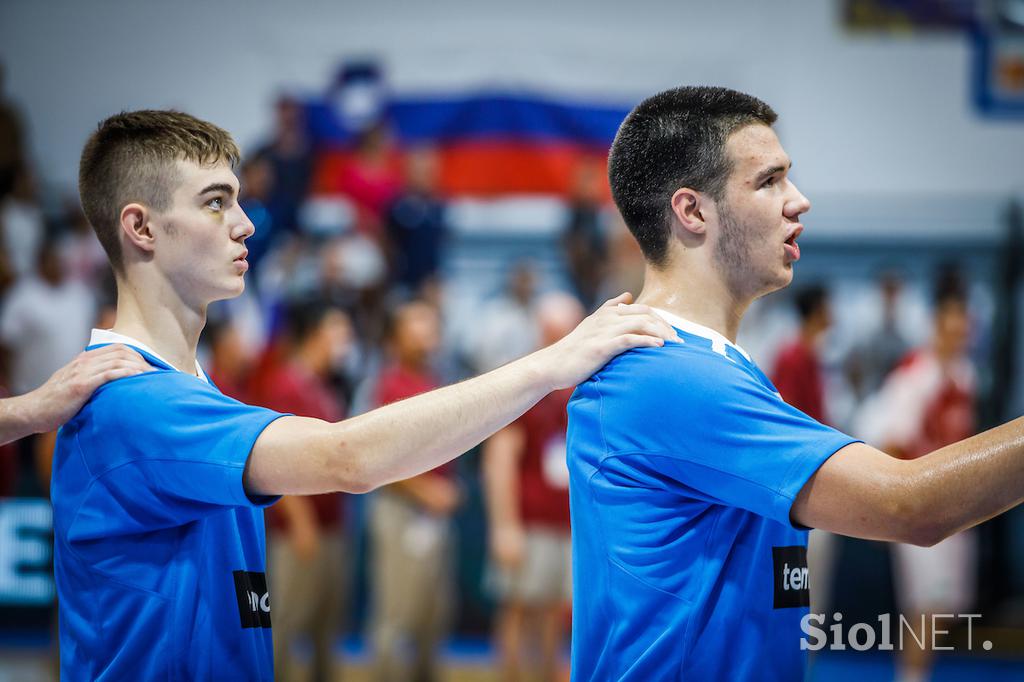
[593,340,752,395]
[85,370,235,431]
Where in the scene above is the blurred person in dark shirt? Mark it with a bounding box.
[254,94,314,235]
[771,284,831,423]
[369,299,457,682]
[0,61,26,201]
[483,292,583,682]
[386,146,447,297]
[846,270,909,402]
[562,158,609,310]
[252,299,354,682]
[237,151,277,275]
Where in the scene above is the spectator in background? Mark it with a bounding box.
[562,158,608,310]
[386,146,447,297]
[204,316,254,403]
[1,239,95,399]
[772,284,831,423]
[369,300,457,682]
[846,270,909,401]
[58,197,111,290]
[855,277,977,682]
[254,94,314,234]
[0,162,44,279]
[252,300,354,682]
[1,238,96,494]
[237,151,277,274]
[0,61,26,201]
[483,292,583,682]
[465,262,539,373]
[336,121,403,238]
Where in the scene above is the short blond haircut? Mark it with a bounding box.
[78,110,240,273]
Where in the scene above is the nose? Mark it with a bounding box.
[786,181,811,219]
[232,205,256,242]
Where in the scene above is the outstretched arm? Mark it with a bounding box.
[245,293,677,496]
[792,418,1024,546]
[0,345,150,445]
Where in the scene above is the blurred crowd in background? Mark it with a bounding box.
[0,45,1021,680]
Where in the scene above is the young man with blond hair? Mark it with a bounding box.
[52,109,676,680]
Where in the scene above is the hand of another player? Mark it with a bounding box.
[491,523,525,570]
[536,292,678,391]
[417,476,462,517]
[27,345,151,434]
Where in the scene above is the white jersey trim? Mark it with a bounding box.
[89,328,209,384]
[651,308,751,361]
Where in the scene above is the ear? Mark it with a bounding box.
[670,187,706,236]
[119,203,156,254]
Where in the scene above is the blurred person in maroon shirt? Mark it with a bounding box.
[251,299,354,682]
[204,316,254,403]
[483,292,584,682]
[771,285,831,423]
[368,299,457,682]
[335,122,403,239]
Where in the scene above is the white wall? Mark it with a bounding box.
[2,0,1022,205]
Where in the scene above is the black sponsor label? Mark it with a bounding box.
[233,570,272,628]
[772,546,810,609]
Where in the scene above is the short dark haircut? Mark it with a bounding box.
[794,285,829,322]
[79,110,240,274]
[608,86,777,266]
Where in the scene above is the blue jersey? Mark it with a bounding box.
[52,335,286,681]
[567,312,858,681]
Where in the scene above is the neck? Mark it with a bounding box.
[110,273,206,376]
[635,258,750,343]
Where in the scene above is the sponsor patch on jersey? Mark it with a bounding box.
[233,570,272,628]
[772,546,810,609]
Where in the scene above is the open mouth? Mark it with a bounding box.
[783,226,803,262]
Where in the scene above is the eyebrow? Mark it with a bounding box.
[754,161,792,185]
[197,182,237,197]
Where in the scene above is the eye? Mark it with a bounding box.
[207,197,224,210]
[760,176,777,189]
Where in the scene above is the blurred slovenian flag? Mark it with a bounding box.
[305,60,630,199]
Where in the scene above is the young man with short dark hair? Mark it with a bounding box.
[53,109,676,681]
[567,85,1024,680]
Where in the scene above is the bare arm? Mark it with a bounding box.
[792,418,1024,546]
[0,345,150,446]
[482,425,527,567]
[245,294,677,496]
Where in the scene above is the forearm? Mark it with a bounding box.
[246,294,677,497]
[904,416,1024,544]
[337,352,552,491]
[0,393,43,446]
